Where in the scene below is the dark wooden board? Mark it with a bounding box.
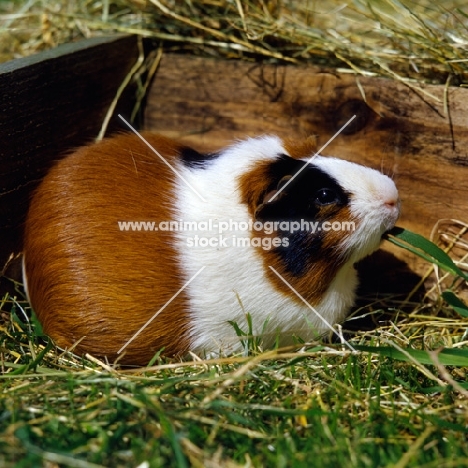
[0,34,140,270]
[145,54,468,274]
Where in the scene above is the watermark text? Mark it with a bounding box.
[117,219,355,235]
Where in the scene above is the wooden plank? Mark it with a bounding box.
[145,54,468,273]
[0,34,140,270]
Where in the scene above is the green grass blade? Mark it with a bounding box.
[228,320,246,337]
[355,345,468,366]
[442,291,468,318]
[385,227,468,281]
[7,338,54,376]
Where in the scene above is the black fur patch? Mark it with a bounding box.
[180,147,220,169]
[275,230,322,276]
[256,155,349,276]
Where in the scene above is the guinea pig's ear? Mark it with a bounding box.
[253,154,348,222]
[263,175,292,203]
[254,174,294,220]
[254,156,309,221]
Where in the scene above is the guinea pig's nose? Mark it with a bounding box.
[383,195,401,228]
[384,197,399,209]
[379,180,400,212]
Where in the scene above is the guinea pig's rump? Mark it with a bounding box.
[23,133,193,364]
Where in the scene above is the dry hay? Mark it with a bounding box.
[0,0,468,87]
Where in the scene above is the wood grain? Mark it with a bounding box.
[145,54,468,273]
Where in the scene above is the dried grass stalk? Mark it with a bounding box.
[1,0,467,86]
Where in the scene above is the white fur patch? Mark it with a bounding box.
[173,137,399,355]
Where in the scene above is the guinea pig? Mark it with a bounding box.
[23,132,400,365]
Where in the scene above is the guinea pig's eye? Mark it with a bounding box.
[315,188,339,206]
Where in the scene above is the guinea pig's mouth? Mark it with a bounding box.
[382,225,403,239]
[377,226,401,249]
[381,229,393,240]
[379,210,401,237]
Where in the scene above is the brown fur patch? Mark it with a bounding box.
[24,132,192,365]
[283,136,318,159]
[238,160,275,215]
